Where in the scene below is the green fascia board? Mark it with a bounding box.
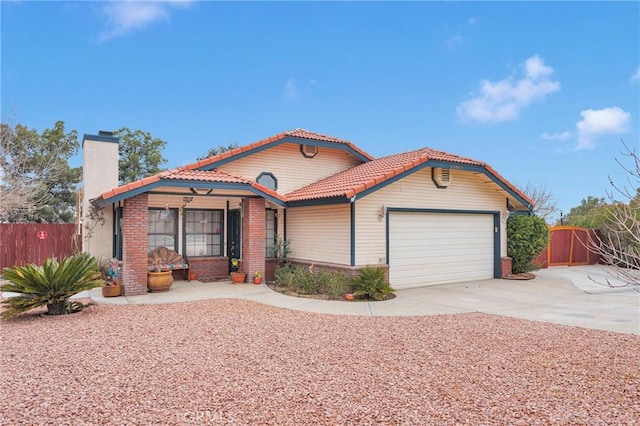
[82,133,119,146]
[92,179,286,208]
[350,202,356,266]
[286,196,352,208]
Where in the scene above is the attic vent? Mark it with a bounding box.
[432,168,452,188]
[300,144,318,158]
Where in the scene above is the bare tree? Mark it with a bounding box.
[520,181,559,222]
[588,140,640,286]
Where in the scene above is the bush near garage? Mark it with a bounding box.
[351,267,395,301]
[273,264,349,300]
[507,214,549,274]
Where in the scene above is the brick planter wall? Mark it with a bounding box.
[286,259,390,282]
[188,257,230,282]
[265,259,277,282]
[123,194,148,296]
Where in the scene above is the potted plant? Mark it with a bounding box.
[229,258,246,284]
[101,257,122,297]
[253,271,263,285]
[147,259,173,292]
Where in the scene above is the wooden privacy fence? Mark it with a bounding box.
[0,223,80,269]
[535,226,601,268]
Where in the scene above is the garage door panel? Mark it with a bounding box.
[397,250,491,264]
[389,212,495,288]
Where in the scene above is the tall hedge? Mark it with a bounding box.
[507,214,549,273]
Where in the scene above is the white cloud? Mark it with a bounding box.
[282,78,316,100]
[444,34,463,50]
[456,54,560,123]
[540,131,572,141]
[575,107,630,150]
[631,66,640,82]
[99,0,193,41]
[525,55,554,79]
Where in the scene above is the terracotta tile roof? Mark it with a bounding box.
[184,128,373,171]
[285,147,533,207]
[95,168,286,204]
[160,168,286,202]
[160,168,252,184]
[92,130,532,210]
[284,128,352,144]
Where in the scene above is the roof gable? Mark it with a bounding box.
[185,128,373,171]
[285,147,534,210]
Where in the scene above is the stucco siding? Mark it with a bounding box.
[219,143,362,194]
[355,167,509,265]
[82,137,119,259]
[286,204,351,265]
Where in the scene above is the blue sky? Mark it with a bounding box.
[2,1,639,219]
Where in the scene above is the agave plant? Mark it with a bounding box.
[1,253,102,319]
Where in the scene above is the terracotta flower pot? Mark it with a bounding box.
[147,271,174,292]
[253,277,262,285]
[344,293,355,301]
[102,283,122,297]
[189,272,197,281]
[230,272,246,284]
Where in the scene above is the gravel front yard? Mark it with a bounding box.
[1,299,638,425]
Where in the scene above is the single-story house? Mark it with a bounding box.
[81,129,533,296]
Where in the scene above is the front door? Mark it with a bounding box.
[227,209,241,272]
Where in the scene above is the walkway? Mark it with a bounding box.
[86,265,640,335]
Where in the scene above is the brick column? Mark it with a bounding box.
[501,256,513,278]
[242,197,266,279]
[123,194,148,295]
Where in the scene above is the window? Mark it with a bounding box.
[266,209,277,257]
[183,209,223,257]
[256,172,278,191]
[148,208,178,252]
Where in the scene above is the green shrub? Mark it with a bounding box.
[351,267,394,301]
[1,253,102,319]
[507,214,549,273]
[274,263,296,288]
[318,269,349,300]
[291,265,319,294]
[270,237,291,266]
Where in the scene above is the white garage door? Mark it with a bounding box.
[389,212,495,289]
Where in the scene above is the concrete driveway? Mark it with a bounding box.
[382,265,639,335]
[3,265,638,335]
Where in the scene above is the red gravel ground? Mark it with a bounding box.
[1,299,638,425]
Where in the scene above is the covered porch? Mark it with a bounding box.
[92,172,286,296]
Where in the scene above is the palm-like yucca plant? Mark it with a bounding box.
[1,253,102,319]
[351,267,395,301]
